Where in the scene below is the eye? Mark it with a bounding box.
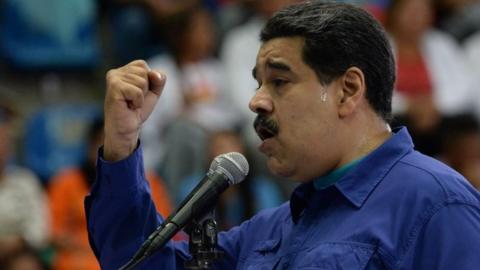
[272,78,288,88]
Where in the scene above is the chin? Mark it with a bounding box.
[267,160,312,183]
[267,157,298,180]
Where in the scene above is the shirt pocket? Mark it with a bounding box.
[242,239,282,270]
[296,242,375,270]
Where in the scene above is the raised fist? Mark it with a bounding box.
[103,60,166,161]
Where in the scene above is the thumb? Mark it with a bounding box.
[148,70,166,96]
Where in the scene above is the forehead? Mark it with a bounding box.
[254,37,308,76]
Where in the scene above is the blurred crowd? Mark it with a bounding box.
[0,0,479,269]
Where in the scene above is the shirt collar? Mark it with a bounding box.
[335,127,414,208]
[290,127,414,221]
[313,156,365,190]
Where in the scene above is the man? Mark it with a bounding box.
[86,1,480,269]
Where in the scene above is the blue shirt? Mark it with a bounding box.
[85,128,480,269]
[313,156,364,190]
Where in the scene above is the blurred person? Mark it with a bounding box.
[385,0,475,156]
[465,31,480,75]
[434,0,480,43]
[178,130,284,230]
[103,0,200,65]
[141,6,239,186]
[87,2,480,269]
[0,98,49,264]
[1,246,48,270]
[221,0,299,126]
[48,118,174,270]
[439,113,480,189]
[464,32,480,118]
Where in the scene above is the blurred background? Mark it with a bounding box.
[0,0,479,269]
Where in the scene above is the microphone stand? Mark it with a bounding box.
[184,210,224,269]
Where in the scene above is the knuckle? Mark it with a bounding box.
[132,87,142,96]
[137,75,148,86]
[108,78,122,91]
[126,73,147,88]
[106,69,117,81]
[131,59,148,69]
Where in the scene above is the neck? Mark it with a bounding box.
[337,112,392,168]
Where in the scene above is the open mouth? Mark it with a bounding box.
[254,115,279,141]
[256,125,276,141]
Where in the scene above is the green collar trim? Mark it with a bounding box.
[313,157,365,190]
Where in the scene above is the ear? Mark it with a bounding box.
[337,67,366,118]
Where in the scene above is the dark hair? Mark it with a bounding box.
[162,5,214,59]
[260,1,396,121]
[440,113,480,150]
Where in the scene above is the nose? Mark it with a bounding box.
[249,89,273,114]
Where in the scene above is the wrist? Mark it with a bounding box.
[103,133,139,162]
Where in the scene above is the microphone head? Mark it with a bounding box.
[210,152,249,185]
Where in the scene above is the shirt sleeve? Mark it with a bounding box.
[399,202,480,269]
[84,144,244,269]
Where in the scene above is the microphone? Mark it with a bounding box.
[119,152,249,270]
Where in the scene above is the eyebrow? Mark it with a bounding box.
[266,60,292,73]
[252,60,292,80]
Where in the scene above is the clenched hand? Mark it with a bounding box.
[103,60,166,161]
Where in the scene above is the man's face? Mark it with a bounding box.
[250,37,342,182]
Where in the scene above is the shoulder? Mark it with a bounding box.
[369,151,480,266]
[424,29,458,46]
[423,29,464,55]
[3,166,44,198]
[395,151,479,205]
[5,166,41,187]
[391,153,480,268]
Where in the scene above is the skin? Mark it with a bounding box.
[103,37,391,184]
[249,37,392,182]
[103,60,166,162]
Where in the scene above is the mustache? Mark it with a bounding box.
[253,114,279,135]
